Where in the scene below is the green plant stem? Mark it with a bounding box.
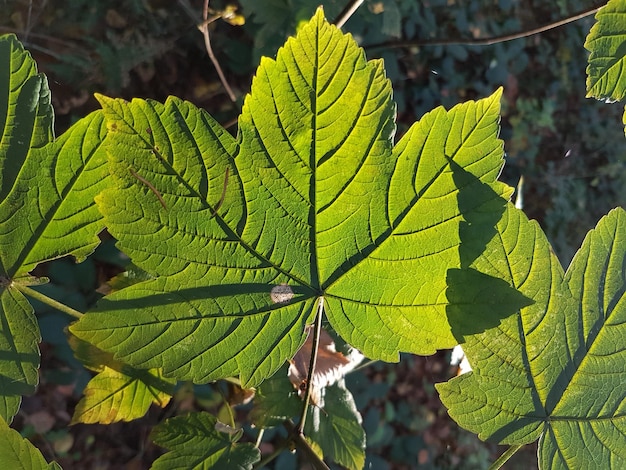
[296,298,324,434]
[366,3,603,50]
[13,283,84,319]
[489,444,524,470]
[254,428,264,448]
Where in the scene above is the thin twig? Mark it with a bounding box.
[24,0,33,42]
[197,14,222,29]
[198,0,237,102]
[296,298,324,434]
[333,0,365,28]
[349,358,379,373]
[129,168,167,209]
[366,4,604,50]
[284,420,331,470]
[211,167,230,217]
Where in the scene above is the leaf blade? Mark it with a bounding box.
[0,286,39,423]
[584,0,626,101]
[325,90,512,360]
[0,417,61,470]
[72,11,514,388]
[150,412,260,470]
[437,207,626,468]
[0,34,53,205]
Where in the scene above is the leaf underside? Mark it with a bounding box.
[70,9,514,388]
[437,206,626,469]
[251,366,365,470]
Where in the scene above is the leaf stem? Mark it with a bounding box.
[254,428,264,448]
[296,297,324,434]
[13,283,84,319]
[488,444,524,470]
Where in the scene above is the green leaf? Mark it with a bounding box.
[584,0,626,101]
[304,381,365,470]
[72,366,173,424]
[0,111,110,277]
[150,412,260,470]
[0,286,39,423]
[70,9,512,388]
[69,335,174,424]
[250,367,365,469]
[249,365,301,428]
[0,34,109,422]
[436,206,626,468]
[0,34,53,203]
[0,417,61,469]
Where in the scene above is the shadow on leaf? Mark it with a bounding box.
[446,268,533,342]
[445,156,532,341]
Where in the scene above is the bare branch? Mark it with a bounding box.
[366,3,604,51]
[197,0,237,102]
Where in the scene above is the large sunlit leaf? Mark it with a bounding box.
[437,206,626,469]
[585,0,626,101]
[0,417,61,469]
[70,9,516,388]
[0,34,109,422]
[150,412,260,469]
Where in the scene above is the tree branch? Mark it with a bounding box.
[197,0,237,102]
[333,0,365,29]
[365,3,604,51]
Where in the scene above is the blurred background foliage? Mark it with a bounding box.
[2,0,623,468]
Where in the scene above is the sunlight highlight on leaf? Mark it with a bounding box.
[150,412,260,469]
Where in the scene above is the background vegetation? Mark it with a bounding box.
[2,0,623,468]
